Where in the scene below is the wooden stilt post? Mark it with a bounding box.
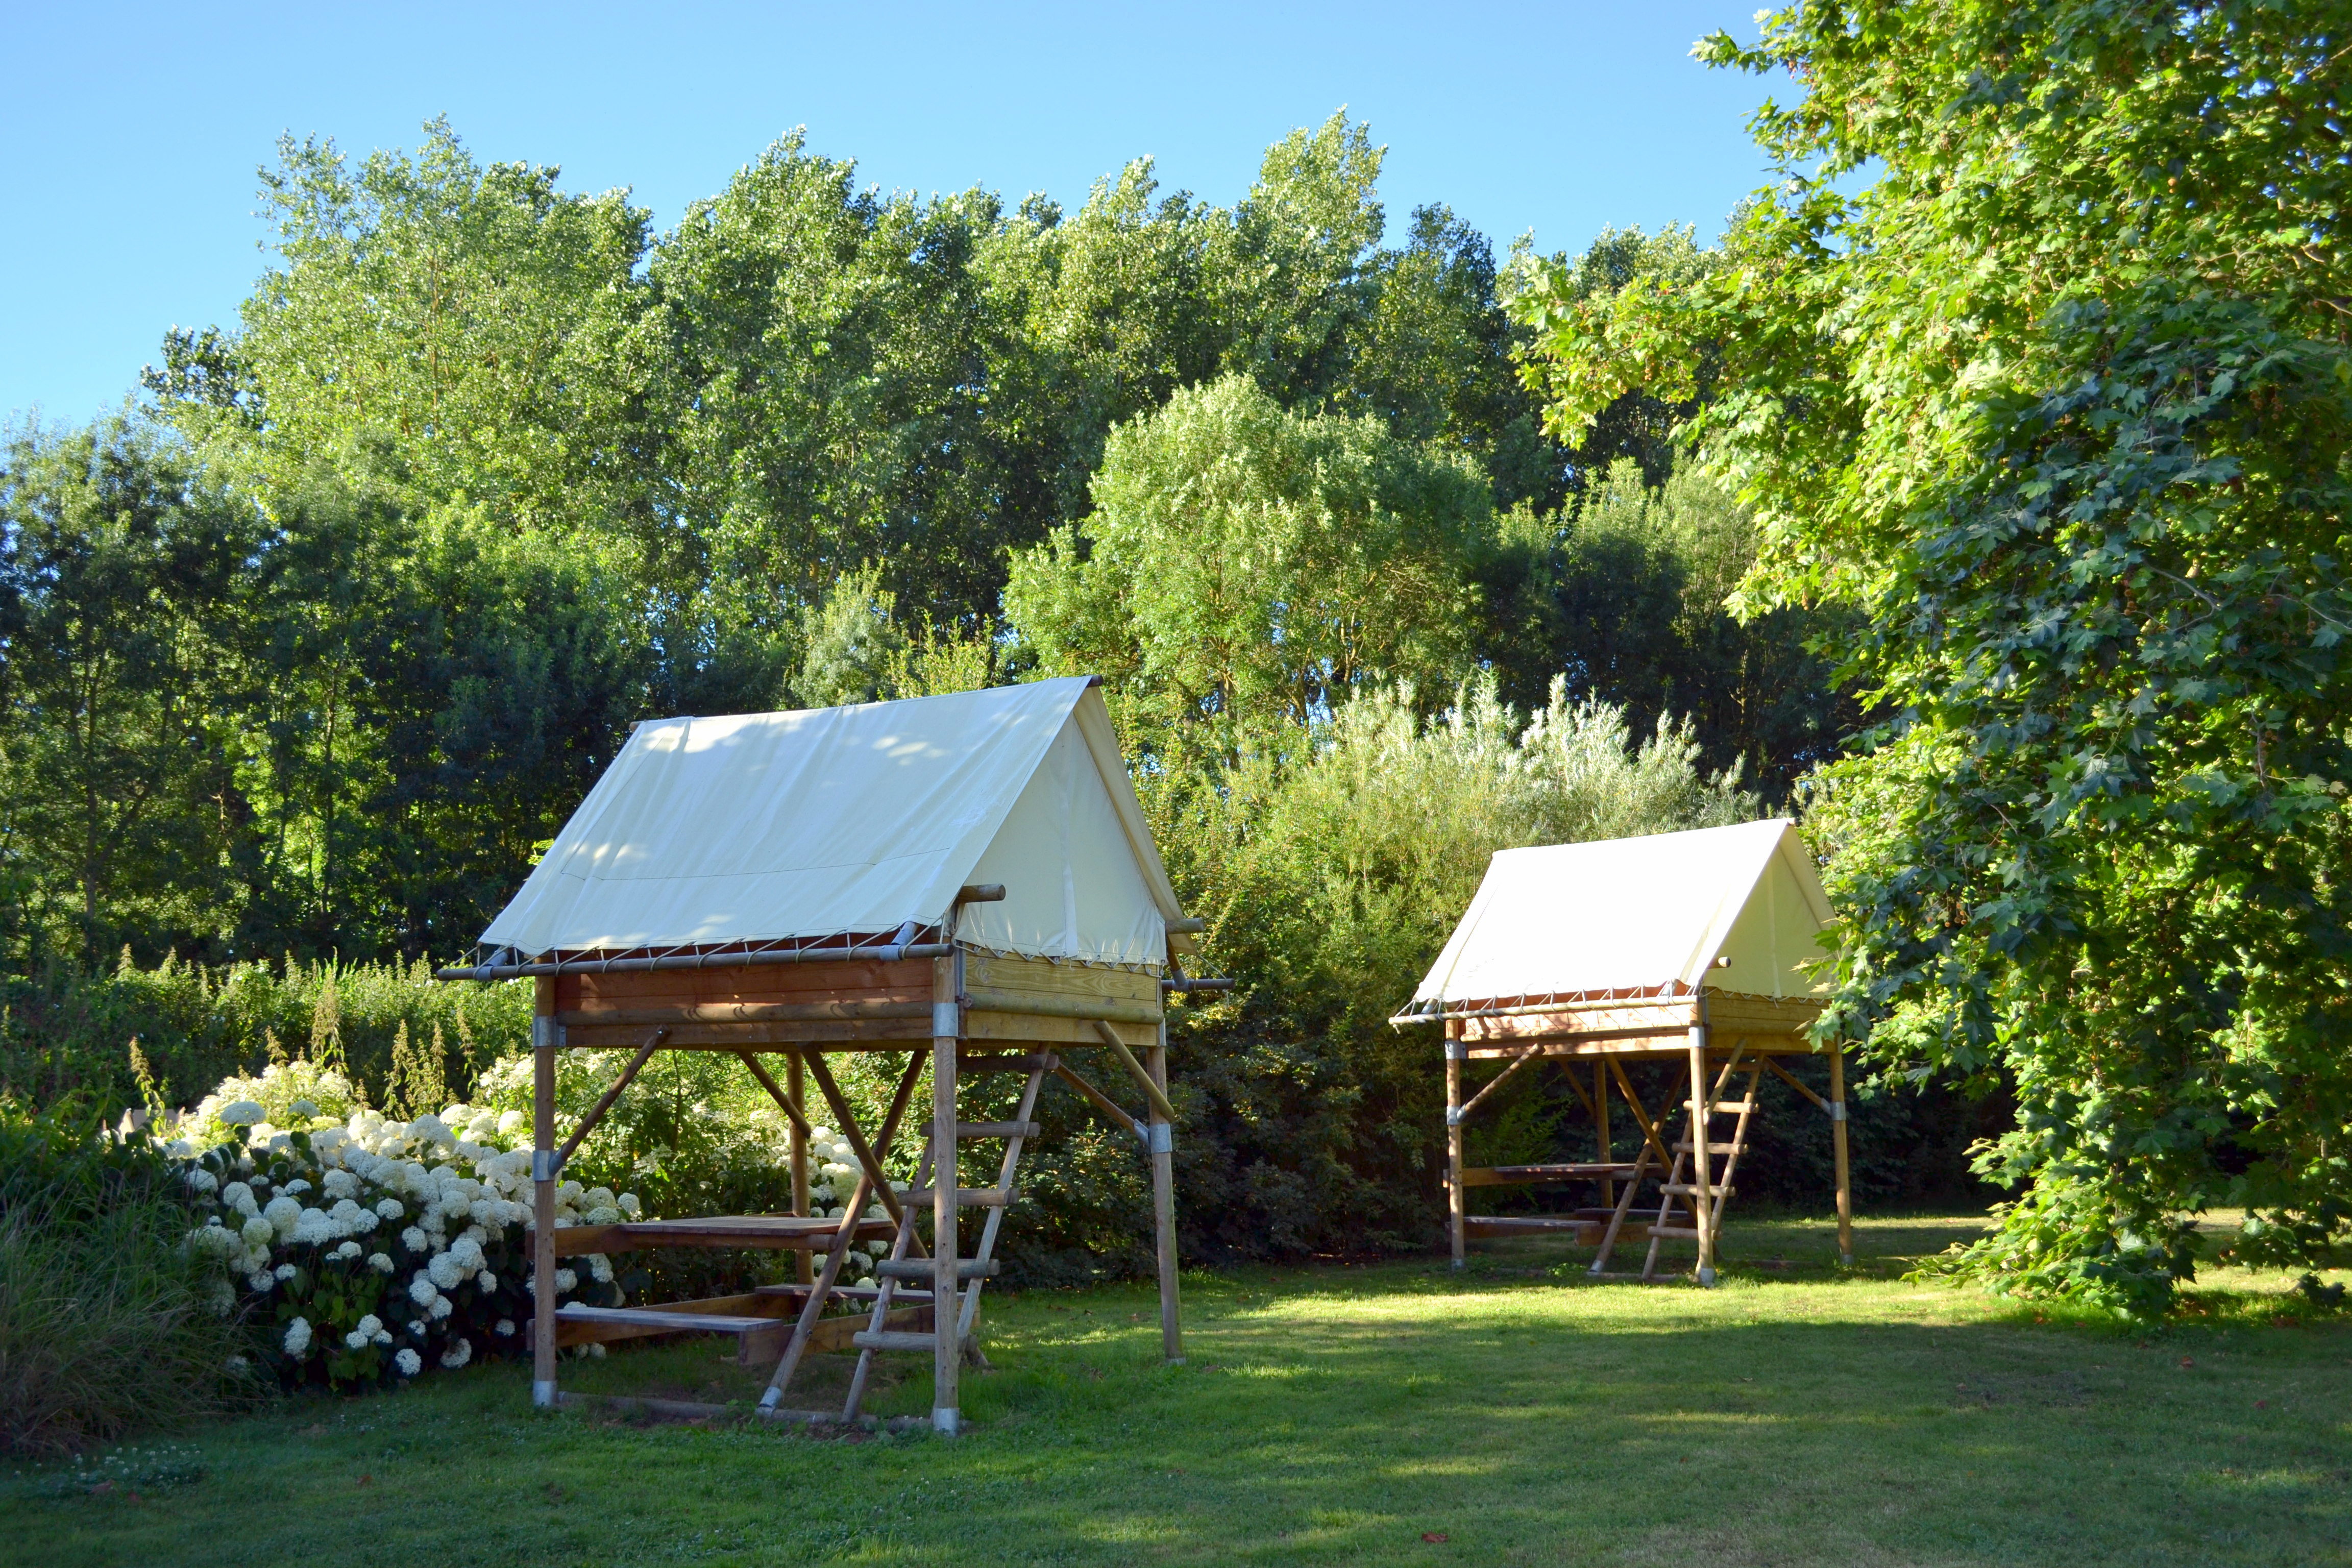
[530,975,559,1408]
[1445,1020,1466,1269]
[1147,1020,1183,1362]
[1595,1062,1614,1209]
[789,1049,812,1286]
[1687,1022,1717,1287]
[1829,1044,1854,1265]
[930,950,961,1436]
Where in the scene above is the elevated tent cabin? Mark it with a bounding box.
[1394,818,1849,1284]
[437,676,1215,1434]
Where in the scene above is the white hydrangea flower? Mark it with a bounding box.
[583,1206,621,1226]
[274,1263,298,1281]
[282,1178,313,1197]
[449,1236,486,1272]
[321,1169,358,1200]
[395,1348,422,1376]
[427,1252,467,1290]
[375,1198,404,1220]
[185,1167,219,1195]
[247,1269,275,1292]
[218,1100,265,1127]
[588,1254,613,1285]
[585,1343,606,1359]
[263,1194,302,1238]
[407,1319,426,1336]
[555,1268,578,1293]
[368,1253,395,1273]
[428,1295,452,1319]
[408,1275,440,1307]
[291,1207,337,1245]
[494,1318,516,1336]
[223,1181,257,1216]
[283,1316,312,1356]
[438,1337,472,1368]
[476,1269,497,1292]
[497,1110,525,1135]
[239,1214,274,1249]
[331,1240,362,1261]
[400,1226,429,1253]
[617,1192,641,1218]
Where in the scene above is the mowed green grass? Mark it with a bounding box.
[5,1214,2347,1567]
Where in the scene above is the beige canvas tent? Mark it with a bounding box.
[1395,818,1850,1283]
[441,676,1218,1433]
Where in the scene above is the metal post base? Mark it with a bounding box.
[533,1380,557,1408]
[933,1406,960,1437]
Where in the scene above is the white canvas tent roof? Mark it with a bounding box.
[480,677,1187,968]
[1409,819,1832,1008]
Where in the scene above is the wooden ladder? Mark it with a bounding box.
[840,1055,1052,1421]
[1641,1052,1763,1283]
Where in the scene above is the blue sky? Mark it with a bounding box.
[2,2,1784,425]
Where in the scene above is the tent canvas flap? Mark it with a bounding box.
[1409,818,1830,1007]
[480,677,1174,966]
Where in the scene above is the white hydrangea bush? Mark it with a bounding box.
[166,1063,639,1389]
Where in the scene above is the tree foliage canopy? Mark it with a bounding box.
[1512,0,2352,1312]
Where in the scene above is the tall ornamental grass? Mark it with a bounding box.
[0,1100,244,1455]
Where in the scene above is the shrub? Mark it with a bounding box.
[0,1100,243,1454]
[164,1063,648,1387]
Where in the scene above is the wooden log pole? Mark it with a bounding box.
[1147,1021,1182,1363]
[531,975,559,1408]
[1829,1043,1854,1265]
[789,1050,813,1286]
[1595,1062,1614,1209]
[931,950,961,1436]
[1446,1021,1466,1269]
[1687,1022,1717,1287]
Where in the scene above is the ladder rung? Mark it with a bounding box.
[875,1258,998,1281]
[904,1187,1014,1207]
[1710,1100,1756,1114]
[851,1330,941,1353]
[1659,1183,1734,1197]
[957,1120,1040,1140]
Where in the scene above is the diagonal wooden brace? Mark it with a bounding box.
[555,1029,667,1170]
[1091,1019,1177,1124]
[802,1049,912,1224]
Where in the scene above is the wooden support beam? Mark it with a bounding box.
[1091,1019,1178,1123]
[1830,1044,1854,1265]
[932,950,962,1437]
[1052,1061,1145,1136]
[1595,1062,1614,1209]
[1760,1054,1831,1113]
[1606,1056,1680,1170]
[1687,1024,1716,1286]
[532,977,559,1410]
[1455,1043,1542,1124]
[1446,1023,1466,1269]
[968,989,1164,1027]
[1147,1021,1182,1364]
[555,1031,667,1169]
[788,1050,812,1285]
[738,1050,813,1137]
[800,1050,909,1225]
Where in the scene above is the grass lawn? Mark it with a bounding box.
[5,1212,2347,1566]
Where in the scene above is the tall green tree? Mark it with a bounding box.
[1003,374,1499,768]
[0,418,260,961]
[1515,0,2352,1313]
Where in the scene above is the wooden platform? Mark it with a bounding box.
[556,1295,932,1362]
[537,1214,898,1256]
